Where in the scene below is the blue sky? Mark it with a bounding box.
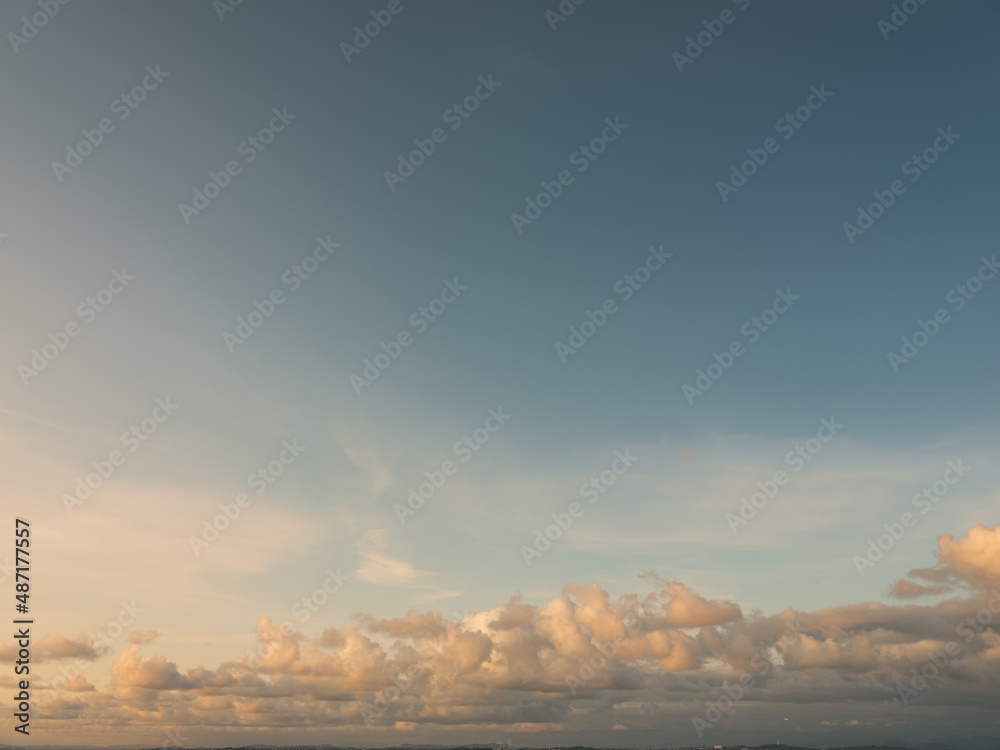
[1,0,999,747]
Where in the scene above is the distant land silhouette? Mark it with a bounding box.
[1,741,998,750]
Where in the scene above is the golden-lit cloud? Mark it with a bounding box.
[38,633,102,661]
[9,525,1000,741]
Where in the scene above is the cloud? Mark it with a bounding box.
[360,610,450,639]
[23,526,1000,740]
[356,550,420,587]
[111,645,196,690]
[355,529,463,603]
[650,579,742,628]
[37,633,101,661]
[64,674,96,692]
[892,524,1000,593]
[0,632,100,664]
[936,524,1000,587]
[888,579,952,599]
[128,630,160,645]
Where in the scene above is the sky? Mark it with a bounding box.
[1,0,999,747]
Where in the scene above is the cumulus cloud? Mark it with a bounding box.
[936,524,1000,587]
[21,526,1000,741]
[111,645,196,690]
[648,579,742,628]
[360,610,450,639]
[892,523,1000,594]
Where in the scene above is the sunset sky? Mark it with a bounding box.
[1,0,999,747]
